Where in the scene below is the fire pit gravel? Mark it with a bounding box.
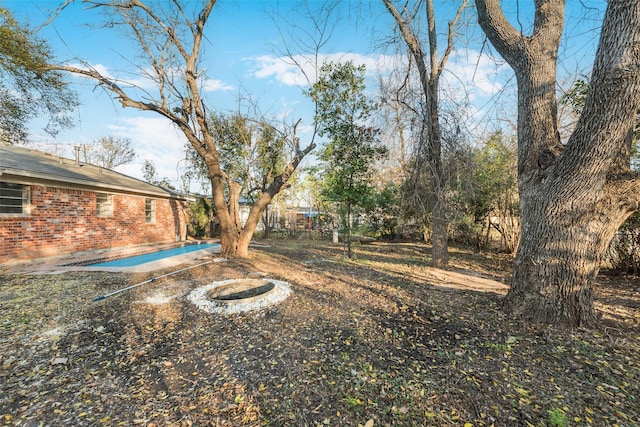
[187,278,291,314]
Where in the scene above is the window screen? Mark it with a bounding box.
[96,192,113,217]
[0,182,28,214]
[145,198,156,223]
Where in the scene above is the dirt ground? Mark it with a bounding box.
[0,239,638,426]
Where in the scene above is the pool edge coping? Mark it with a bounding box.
[4,241,222,275]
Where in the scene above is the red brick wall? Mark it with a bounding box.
[0,185,188,264]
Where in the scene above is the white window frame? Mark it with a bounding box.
[96,192,113,217]
[145,198,156,223]
[0,182,30,215]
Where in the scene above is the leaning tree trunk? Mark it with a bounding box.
[236,193,269,258]
[477,0,640,327]
[232,140,315,257]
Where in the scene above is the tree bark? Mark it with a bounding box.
[476,0,640,327]
[228,181,242,232]
[427,77,448,267]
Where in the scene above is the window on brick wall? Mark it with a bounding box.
[0,182,30,215]
[145,198,156,223]
[96,192,113,217]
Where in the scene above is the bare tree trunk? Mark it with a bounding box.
[508,194,629,325]
[428,78,448,267]
[431,197,448,266]
[384,0,467,268]
[209,169,235,257]
[476,0,640,327]
[228,181,242,232]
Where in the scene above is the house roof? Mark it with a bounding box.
[0,144,191,200]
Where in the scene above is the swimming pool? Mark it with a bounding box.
[90,243,220,267]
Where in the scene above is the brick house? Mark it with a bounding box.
[0,144,192,265]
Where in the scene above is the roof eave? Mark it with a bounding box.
[0,169,192,201]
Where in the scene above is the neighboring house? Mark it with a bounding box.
[237,197,260,231]
[237,202,316,233]
[0,144,192,265]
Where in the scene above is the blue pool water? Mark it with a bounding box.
[90,243,220,267]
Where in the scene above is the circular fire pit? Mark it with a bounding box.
[207,279,276,304]
[188,278,291,314]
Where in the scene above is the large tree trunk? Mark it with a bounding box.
[509,188,631,325]
[216,180,241,257]
[477,0,640,327]
[209,161,238,257]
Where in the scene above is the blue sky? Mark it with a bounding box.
[4,0,606,189]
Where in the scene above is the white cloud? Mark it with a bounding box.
[202,78,234,92]
[68,62,234,94]
[67,62,158,90]
[247,49,510,106]
[247,52,400,87]
[107,116,187,185]
[443,50,510,101]
[250,55,310,86]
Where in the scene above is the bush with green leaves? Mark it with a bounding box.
[362,182,401,239]
[449,132,519,252]
[0,7,77,143]
[308,61,387,256]
[188,197,213,238]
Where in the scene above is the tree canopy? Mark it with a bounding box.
[80,136,136,170]
[0,7,77,144]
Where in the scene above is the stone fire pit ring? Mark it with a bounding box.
[187,278,291,314]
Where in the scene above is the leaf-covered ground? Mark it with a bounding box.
[1,239,638,426]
